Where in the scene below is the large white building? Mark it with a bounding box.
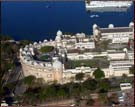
[109,60,134,77]
[20,24,134,84]
[93,22,134,43]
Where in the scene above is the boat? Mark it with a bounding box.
[90,14,99,18]
[86,0,133,12]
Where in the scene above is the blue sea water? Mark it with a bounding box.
[1,1,134,41]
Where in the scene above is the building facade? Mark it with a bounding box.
[20,24,134,84]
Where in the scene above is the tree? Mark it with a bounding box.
[93,68,105,79]
[35,78,45,87]
[82,79,97,91]
[45,86,56,100]
[86,98,95,106]
[70,83,82,98]
[56,88,67,99]
[23,91,37,105]
[75,73,85,81]
[98,79,111,92]
[129,66,134,74]
[37,87,47,103]
[23,75,36,88]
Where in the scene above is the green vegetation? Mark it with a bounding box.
[75,73,85,81]
[1,35,34,100]
[1,35,133,106]
[40,55,50,60]
[82,79,98,91]
[16,77,113,105]
[121,73,128,82]
[19,40,33,47]
[0,34,13,40]
[65,59,109,69]
[98,79,111,92]
[39,46,54,53]
[1,42,18,79]
[93,68,105,79]
[95,40,110,51]
[129,65,134,74]
[23,75,36,88]
[1,35,18,99]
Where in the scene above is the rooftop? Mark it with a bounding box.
[100,27,133,33]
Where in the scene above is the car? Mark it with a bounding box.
[118,97,124,102]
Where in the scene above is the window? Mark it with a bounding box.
[47,74,52,78]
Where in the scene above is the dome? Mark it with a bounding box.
[76,33,80,36]
[50,39,53,41]
[57,30,63,37]
[93,24,98,29]
[29,43,32,46]
[94,29,99,35]
[76,33,84,38]
[108,24,114,28]
[44,39,48,42]
[129,22,134,27]
[80,33,86,37]
[33,42,37,45]
[52,58,62,70]
[39,41,42,44]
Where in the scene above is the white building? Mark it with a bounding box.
[93,22,134,43]
[107,52,126,60]
[20,28,134,84]
[109,60,134,77]
[75,42,95,49]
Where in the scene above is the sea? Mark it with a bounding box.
[1,1,134,41]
